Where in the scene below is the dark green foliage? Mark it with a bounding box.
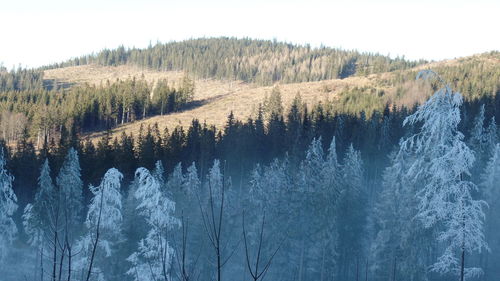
[45,37,424,85]
[0,67,45,91]
[0,76,195,145]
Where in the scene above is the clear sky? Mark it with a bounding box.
[1,0,498,68]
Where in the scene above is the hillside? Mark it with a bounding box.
[45,37,424,85]
[43,64,390,139]
[42,51,500,141]
[1,38,498,147]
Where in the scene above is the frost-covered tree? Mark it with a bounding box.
[484,117,498,157]
[127,166,180,281]
[323,137,341,193]
[335,144,366,281]
[199,159,238,281]
[167,162,184,194]
[482,144,500,201]
[481,144,500,278]
[469,104,487,154]
[301,137,324,192]
[318,137,341,280]
[23,159,54,245]
[22,159,55,280]
[401,71,487,281]
[183,162,200,199]
[56,147,84,280]
[75,168,123,281]
[172,162,201,281]
[248,157,292,280]
[152,160,166,189]
[0,148,17,263]
[370,150,429,281]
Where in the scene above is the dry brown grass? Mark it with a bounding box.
[48,57,483,141]
[44,64,388,140]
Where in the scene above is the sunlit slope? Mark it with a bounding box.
[43,52,500,140]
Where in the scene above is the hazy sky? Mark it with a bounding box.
[1,0,498,68]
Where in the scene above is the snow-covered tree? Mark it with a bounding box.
[469,104,487,154]
[56,147,84,280]
[370,148,431,281]
[127,167,180,281]
[301,137,324,192]
[335,144,366,280]
[22,159,55,280]
[183,162,200,199]
[75,168,123,281]
[249,158,289,210]
[152,160,166,188]
[319,137,341,280]
[481,144,500,278]
[401,71,487,280]
[167,162,184,194]
[482,144,500,200]
[323,136,341,192]
[0,148,17,263]
[484,117,498,157]
[23,159,55,246]
[199,159,238,281]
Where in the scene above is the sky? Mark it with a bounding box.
[1,0,499,68]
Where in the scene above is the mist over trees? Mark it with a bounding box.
[0,70,499,281]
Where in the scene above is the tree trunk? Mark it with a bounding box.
[67,243,72,281]
[392,255,396,281]
[298,239,305,281]
[320,245,326,281]
[356,256,359,281]
[40,246,44,281]
[460,249,465,281]
[58,245,66,281]
[52,230,58,281]
[365,258,368,281]
[217,245,221,281]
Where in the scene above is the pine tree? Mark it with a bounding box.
[0,148,17,263]
[335,144,366,280]
[401,71,487,280]
[481,144,500,279]
[76,168,123,281]
[127,167,180,281]
[22,159,56,281]
[56,147,84,280]
[23,159,55,246]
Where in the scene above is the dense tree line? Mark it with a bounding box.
[3,51,498,148]
[0,66,45,91]
[0,75,194,145]
[0,74,499,281]
[45,37,425,85]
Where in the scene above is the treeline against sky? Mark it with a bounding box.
[1,39,499,150]
[44,37,424,85]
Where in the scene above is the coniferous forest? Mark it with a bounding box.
[0,38,500,281]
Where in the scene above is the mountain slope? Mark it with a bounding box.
[46,37,424,85]
[43,51,500,141]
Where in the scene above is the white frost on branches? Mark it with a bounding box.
[23,159,55,247]
[75,168,123,281]
[401,71,488,277]
[127,166,180,281]
[0,148,17,262]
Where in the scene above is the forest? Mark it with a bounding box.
[1,67,500,281]
[1,38,499,148]
[43,37,425,85]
